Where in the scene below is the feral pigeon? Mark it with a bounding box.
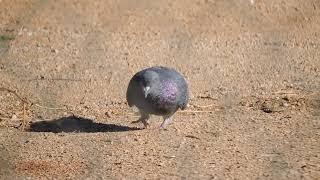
[126,66,189,129]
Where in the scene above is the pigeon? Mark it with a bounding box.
[126,66,189,129]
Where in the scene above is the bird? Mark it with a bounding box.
[126,66,189,129]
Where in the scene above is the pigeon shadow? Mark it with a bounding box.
[28,115,141,133]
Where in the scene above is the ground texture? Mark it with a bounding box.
[0,0,319,179]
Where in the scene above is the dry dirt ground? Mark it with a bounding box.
[0,0,320,179]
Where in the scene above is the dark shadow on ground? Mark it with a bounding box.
[28,115,141,133]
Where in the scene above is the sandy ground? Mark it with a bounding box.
[0,0,320,179]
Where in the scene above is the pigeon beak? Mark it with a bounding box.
[143,86,150,98]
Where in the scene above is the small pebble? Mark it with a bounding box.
[164,155,176,159]
[261,107,273,113]
[282,102,289,107]
[51,49,58,53]
[261,103,273,113]
[105,112,112,118]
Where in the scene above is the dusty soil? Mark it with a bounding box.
[0,0,320,179]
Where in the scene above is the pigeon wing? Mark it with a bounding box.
[126,75,140,107]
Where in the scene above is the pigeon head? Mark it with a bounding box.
[140,70,160,98]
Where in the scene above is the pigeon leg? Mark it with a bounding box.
[141,118,150,128]
[131,113,150,128]
[160,115,173,129]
